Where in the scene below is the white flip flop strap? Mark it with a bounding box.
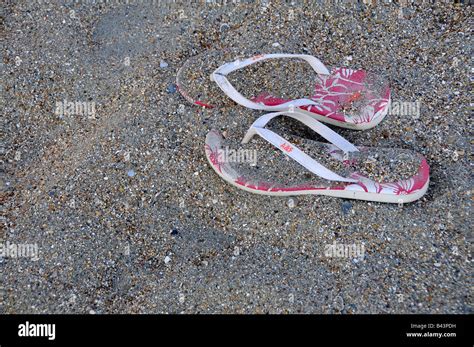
[215,54,330,75]
[245,111,359,153]
[211,53,330,111]
[242,111,358,183]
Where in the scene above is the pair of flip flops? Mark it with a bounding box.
[177,52,429,203]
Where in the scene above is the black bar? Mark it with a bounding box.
[0,314,471,346]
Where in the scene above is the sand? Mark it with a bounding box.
[1,1,471,314]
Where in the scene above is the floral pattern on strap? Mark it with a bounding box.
[251,67,391,125]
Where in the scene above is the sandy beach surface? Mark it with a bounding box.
[1,1,471,313]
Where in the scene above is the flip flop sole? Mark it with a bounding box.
[205,130,429,203]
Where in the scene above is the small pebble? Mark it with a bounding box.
[69,294,77,304]
[164,256,171,264]
[167,84,177,94]
[341,201,352,215]
[160,60,169,68]
[220,23,230,32]
[170,229,179,236]
[333,295,344,311]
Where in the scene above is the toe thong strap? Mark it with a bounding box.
[211,53,330,111]
[242,111,359,183]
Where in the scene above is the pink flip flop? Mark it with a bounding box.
[205,111,429,203]
[211,53,390,130]
[178,51,390,130]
